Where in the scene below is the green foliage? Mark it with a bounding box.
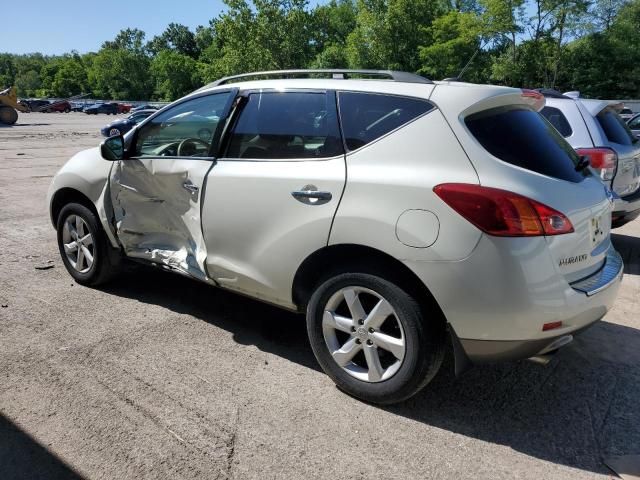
[150,50,199,101]
[1,0,639,100]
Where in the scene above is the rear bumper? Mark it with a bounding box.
[452,247,623,363]
[612,188,640,227]
[405,235,624,363]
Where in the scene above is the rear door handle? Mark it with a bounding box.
[291,185,332,205]
[183,180,199,194]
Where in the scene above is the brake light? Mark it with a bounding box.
[576,147,617,181]
[521,89,545,111]
[433,183,574,237]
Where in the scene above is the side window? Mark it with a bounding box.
[338,92,434,151]
[226,92,342,159]
[628,115,640,129]
[134,92,232,158]
[541,106,573,137]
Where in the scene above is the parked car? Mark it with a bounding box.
[618,107,635,121]
[117,103,132,114]
[131,104,159,113]
[628,112,640,137]
[100,109,156,137]
[539,90,640,227]
[44,101,72,113]
[84,103,119,115]
[23,99,51,112]
[48,70,623,404]
[71,102,87,112]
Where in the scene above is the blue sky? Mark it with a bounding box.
[1,0,316,55]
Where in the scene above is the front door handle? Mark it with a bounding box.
[291,185,332,205]
[183,180,199,194]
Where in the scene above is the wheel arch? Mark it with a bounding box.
[292,244,446,322]
[50,187,99,230]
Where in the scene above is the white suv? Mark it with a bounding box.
[48,70,623,404]
[540,90,640,227]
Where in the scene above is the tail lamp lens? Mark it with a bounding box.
[576,147,617,181]
[433,184,574,237]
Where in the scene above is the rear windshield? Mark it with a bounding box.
[465,105,587,183]
[597,107,637,145]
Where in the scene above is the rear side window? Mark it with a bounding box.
[338,92,434,151]
[597,107,637,145]
[541,106,572,137]
[226,92,343,159]
[466,105,587,183]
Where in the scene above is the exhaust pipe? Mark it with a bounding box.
[528,335,573,365]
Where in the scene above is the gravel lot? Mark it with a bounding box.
[1,112,639,480]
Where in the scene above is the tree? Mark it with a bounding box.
[147,23,200,58]
[346,0,449,71]
[150,50,199,101]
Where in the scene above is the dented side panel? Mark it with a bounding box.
[110,158,214,281]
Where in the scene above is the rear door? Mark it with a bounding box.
[110,90,236,281]
[201,89,346,308]
[464,104,612,282]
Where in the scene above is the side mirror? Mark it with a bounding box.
[100,135,124,161]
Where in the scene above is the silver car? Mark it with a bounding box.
[47,70,623,404]
[541,91,640,227]
[628,112,640,137]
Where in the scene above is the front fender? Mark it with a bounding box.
[47,147,119,247]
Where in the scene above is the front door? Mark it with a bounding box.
[201,90,347,307]
[110,90,236,281]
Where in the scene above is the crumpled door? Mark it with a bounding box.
[110,157,214,281]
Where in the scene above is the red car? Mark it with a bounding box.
[117,103,132,114]
[44,101,72,113]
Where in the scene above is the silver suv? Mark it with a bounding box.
[48,70,623,404]
[540,90,640,227]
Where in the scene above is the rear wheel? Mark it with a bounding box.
[56,203,120,286]
[0,106,18,125]
[306,273,445,405]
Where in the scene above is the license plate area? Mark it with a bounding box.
[590,213,607,248]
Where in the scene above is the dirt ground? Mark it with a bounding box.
[1,112,639,480]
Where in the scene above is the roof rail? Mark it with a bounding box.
[202,69,433,89]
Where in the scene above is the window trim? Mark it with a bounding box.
[126,88,238,161]
[218,88,345,162]
[335,90,436,155]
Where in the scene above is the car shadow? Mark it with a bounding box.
[100,266,640,477]
[612,233,640,275]
[0,413,84,479]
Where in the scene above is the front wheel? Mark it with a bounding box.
[306,273,445,405]
[56,203,120,286]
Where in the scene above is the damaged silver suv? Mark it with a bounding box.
[48,70,623,404]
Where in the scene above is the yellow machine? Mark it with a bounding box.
[0,87,29,125]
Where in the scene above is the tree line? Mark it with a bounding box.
[1,0,638,102]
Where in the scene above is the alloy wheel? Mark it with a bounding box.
[322,286,406,383]
[61,214,95,273]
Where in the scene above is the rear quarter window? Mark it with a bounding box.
[597,107,637,145]
[541,106,573,137]
[338,92,434,151]
[465,105,587,183]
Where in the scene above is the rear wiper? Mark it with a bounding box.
[575,155,590,172]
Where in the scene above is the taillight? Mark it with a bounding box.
[576,147,617,181]
[434,183,574,237]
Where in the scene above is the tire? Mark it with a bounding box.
[56,203,120,286]
[109,128,121,137]
[64,107,70,113]
[0,106,18,125]
[307,273,445,405]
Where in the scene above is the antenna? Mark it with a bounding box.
[446,41,485,82]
